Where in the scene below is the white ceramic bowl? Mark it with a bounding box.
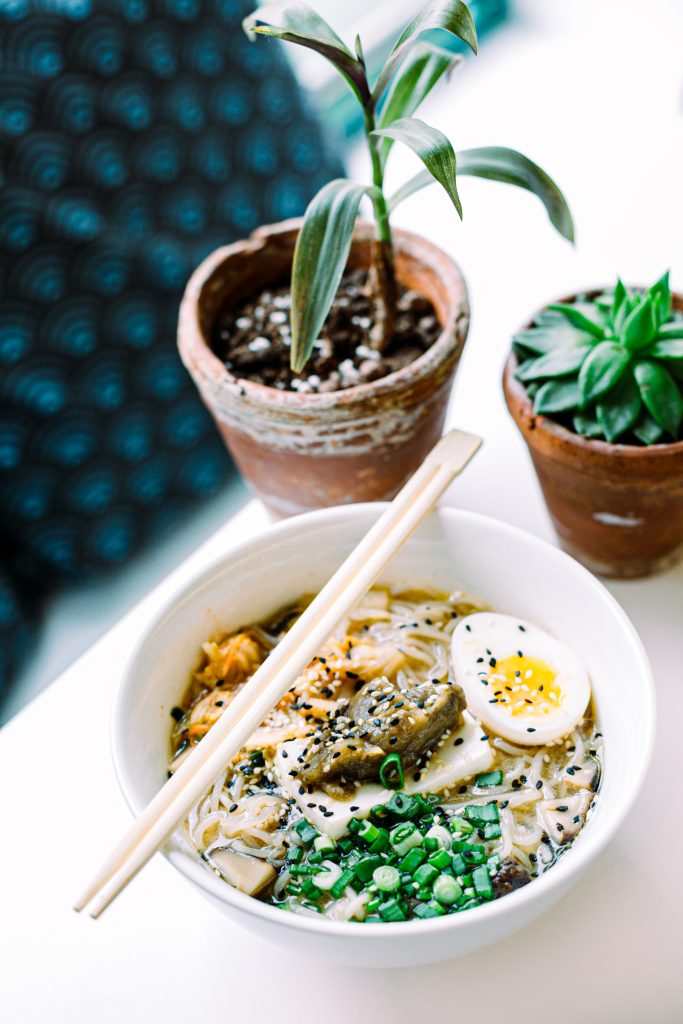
[112,505,655,968]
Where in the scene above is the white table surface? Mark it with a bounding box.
[2,1,682,1021]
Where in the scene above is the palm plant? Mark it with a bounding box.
[243,0,574,372]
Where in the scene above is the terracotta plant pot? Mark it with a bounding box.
[503,290,683,579]
[178,219,469,517]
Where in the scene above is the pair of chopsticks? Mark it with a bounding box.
[75,429,481,918]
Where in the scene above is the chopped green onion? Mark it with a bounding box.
[433,874,462,906]
[398,848,427,873]
[389,822,422,856]
[482,822,502,840]
[450,853,467,876]
[472,866,494,899]
[300,878,322,899]
[294,819,319,844]
[365,897,381,914]
[286,883,302,895]
[378,897,407,922]
[449,815,474,836]
[462,846,486,865]
[301,899,322,913]
[379,753,405,790]
[372,865,401,893]
[337,838,353,854]
[367,828,390,854]
[288,864,310,876]
[464,803,500,825]
[476,770,504,787]
[286,845,303,863]
[314,861,343,891]
[385,793,419,820]
[330,869,355,900]
[412,863,439,887]
[413,900,446,918]
[347,818,363,834]
[427,849,452,871]
[357,820,380,844]
[423,837,439,853]
[313,834,336,854]
[353,855,383,883]
[425,824,452,850]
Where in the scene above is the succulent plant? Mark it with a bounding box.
[243,0,573,373]
[513,272,683,444]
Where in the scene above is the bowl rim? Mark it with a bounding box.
[111,504,656,940]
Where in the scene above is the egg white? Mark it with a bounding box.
[451,612,591,745]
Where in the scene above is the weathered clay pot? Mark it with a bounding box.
[503,290,683,578]
[178,218,469,517]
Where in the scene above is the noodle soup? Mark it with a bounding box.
[169,588,602,923]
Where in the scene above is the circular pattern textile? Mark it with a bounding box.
[0,0,342,702]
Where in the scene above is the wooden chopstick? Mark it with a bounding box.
[75,429,481,918]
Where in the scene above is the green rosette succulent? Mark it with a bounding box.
[513,272,683,445]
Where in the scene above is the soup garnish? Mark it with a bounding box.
[169,588,602,923]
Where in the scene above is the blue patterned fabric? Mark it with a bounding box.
[0,0,342,701]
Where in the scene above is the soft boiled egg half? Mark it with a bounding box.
[451,612,591,745]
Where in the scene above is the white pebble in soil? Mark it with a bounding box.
[269,311,288,325]
[338,358,361,385]
[356,344,381,361]
[247,336,271,353]
[235,317,252,330]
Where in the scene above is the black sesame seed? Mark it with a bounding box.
[518,625,526,632]
[535,780,542,790]
[527,727,536,733]
[499,800,509,809]
[573,815,580,823]
[465,624,471,631]
[229,803,237,812]
[556,823,564,832]
[454,737,464,747]
[556,805,568,812]
[170,707,185,722]
[489,657,497,668]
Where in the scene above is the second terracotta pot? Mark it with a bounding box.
[503,290,683,578]
[178,219,469,517]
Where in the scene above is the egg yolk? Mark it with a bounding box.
[486,655,564,717]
